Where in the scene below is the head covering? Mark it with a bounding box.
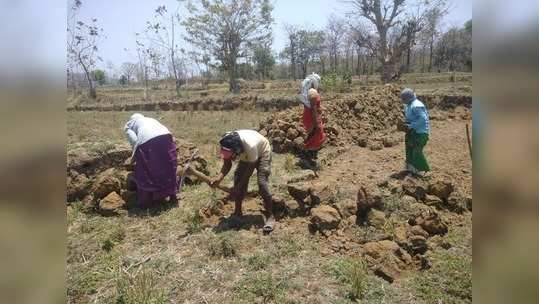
[401,88,416,104]
[307,88,319,101]
[300,73,321,108]
[130,113,144,121]
[219,131,243,155]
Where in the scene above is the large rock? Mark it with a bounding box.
[310,205,341,231]
[335,199,357,219]
[67,172,91,202]
[90,168,122,200]
[402,178,427,200]
[412,211,448,236]
[98,191,126,216]
[428,179,454,200]
[367,209,386,229]
[357,186,383,220]
[362,240,412,282]
[287,182,311,202]
[284,200,303,217]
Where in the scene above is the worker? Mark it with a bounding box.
[210,130,276,232]
[401,88,431,175]
[124,113,178,206]
[300,73,326,167]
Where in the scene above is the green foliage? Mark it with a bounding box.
[412,251,472,303]
[328,259,368,300]
[322,71,352,93]
[91,69,106,85]
[234,272,288,303]
[115,269,166,304]
[101,239,115,252]
[253,45,275,79]
[183,0,274,92]
[246,253,274,271]
[208,232,237,258]
[184,210,204,234]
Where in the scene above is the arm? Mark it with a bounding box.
[211,159,232,187]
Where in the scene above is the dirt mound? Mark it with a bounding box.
[66,138,209,208]
[258,85,404,153]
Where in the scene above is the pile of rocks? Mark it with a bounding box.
[258,84,404,153]
[66,139,208,215]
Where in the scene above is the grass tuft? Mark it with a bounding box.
[208,232,237,258]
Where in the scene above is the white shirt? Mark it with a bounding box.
[236,130,271,163]
[124,115,170,153]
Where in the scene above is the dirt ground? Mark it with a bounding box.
[67,76,472,304]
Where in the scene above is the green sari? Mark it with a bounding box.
[405,131,430,172]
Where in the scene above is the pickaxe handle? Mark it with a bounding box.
[184,167,232,194]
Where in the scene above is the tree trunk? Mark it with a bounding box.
[428,39,434,72]
[171,16,181,97]
[229,55,239,93]
[356,48,361,76]
[79,59,96,99]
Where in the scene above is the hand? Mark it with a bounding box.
[210,177,222,188]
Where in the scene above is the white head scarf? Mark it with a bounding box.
[300,73,321,108]
[126,113,144,133]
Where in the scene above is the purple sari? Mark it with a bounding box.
[133,134,178,205]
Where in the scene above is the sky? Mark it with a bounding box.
[73,0,472,72]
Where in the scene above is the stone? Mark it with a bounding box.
[394,225,409,246]
[374,265,399,283]
[335,199,357,218]
[362,240,400,260]
[367,209,386,229]
[409,225,429,238]
[414,211,448,236]
[408,235,428,254]
[424,194,443,208]
[90,168,122,200]
[98,192,126,216]
[445,192,467,213]
[402,178,427,201]
[382,136,399,148]
[286,128,299,140]
[368,141,384,151]
[67,173,91,202]
[428,179,454,200]
[401,195,417,206]
[284,200,302,217]
[310,205,341,231]
[287,183,311,202]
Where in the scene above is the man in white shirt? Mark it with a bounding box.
[210,130,276,232]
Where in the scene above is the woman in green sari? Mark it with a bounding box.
[401,88,431,174]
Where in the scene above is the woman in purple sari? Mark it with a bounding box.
[124,113,178,206]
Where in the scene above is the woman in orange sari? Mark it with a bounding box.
[303,87,326,163]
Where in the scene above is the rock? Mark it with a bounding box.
[363,240,400,260]
[367,209,386,229]
[402,177,427,200]
[284,200,303,217]
[428,235,452,250]
[67,173,91,202]
[401,195,417,206]
[90,168,122,200]
[335,199,357,218]
[428,179,454,200]
[408,235,428,254]
[368,140,384,151]
[293,137,304,148]
[374,265,400,283]
[382,136,399,148]
[413,211,448,236]
[394,226,409,246]
[445,192,467,213]
[98,192,126,216]
[287,183,311,202]
[409,225,429,238]
[424,194,443,208]
[286,128,299,140]
[310,205,341,231]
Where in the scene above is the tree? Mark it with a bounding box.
[145,5,185,96]
[91,69,106,85]
[434,20,472,72]
[420,2,448,71]
[284,24,299,79]
[253,44,275,79]
[67,0,104,98]
[282,28,325,79]
[120,62,138,84]
[344,0,440,82]
[326,16,346,72]
[183,0,274,93]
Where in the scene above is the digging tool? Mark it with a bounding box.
[182,166,233,194]
[466,124,472,160]
[178,149,199,197]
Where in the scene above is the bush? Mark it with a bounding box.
[208,232,237,258]
[322,71,352,93]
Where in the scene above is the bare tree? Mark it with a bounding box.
[120,62,138,84]
[420,2,448,71]
[344,0,438,82]
[67,0,104,99]
[144,5,185,96]
[183,0,274,93]
[284,24,299,80]
[326,16,346,72]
